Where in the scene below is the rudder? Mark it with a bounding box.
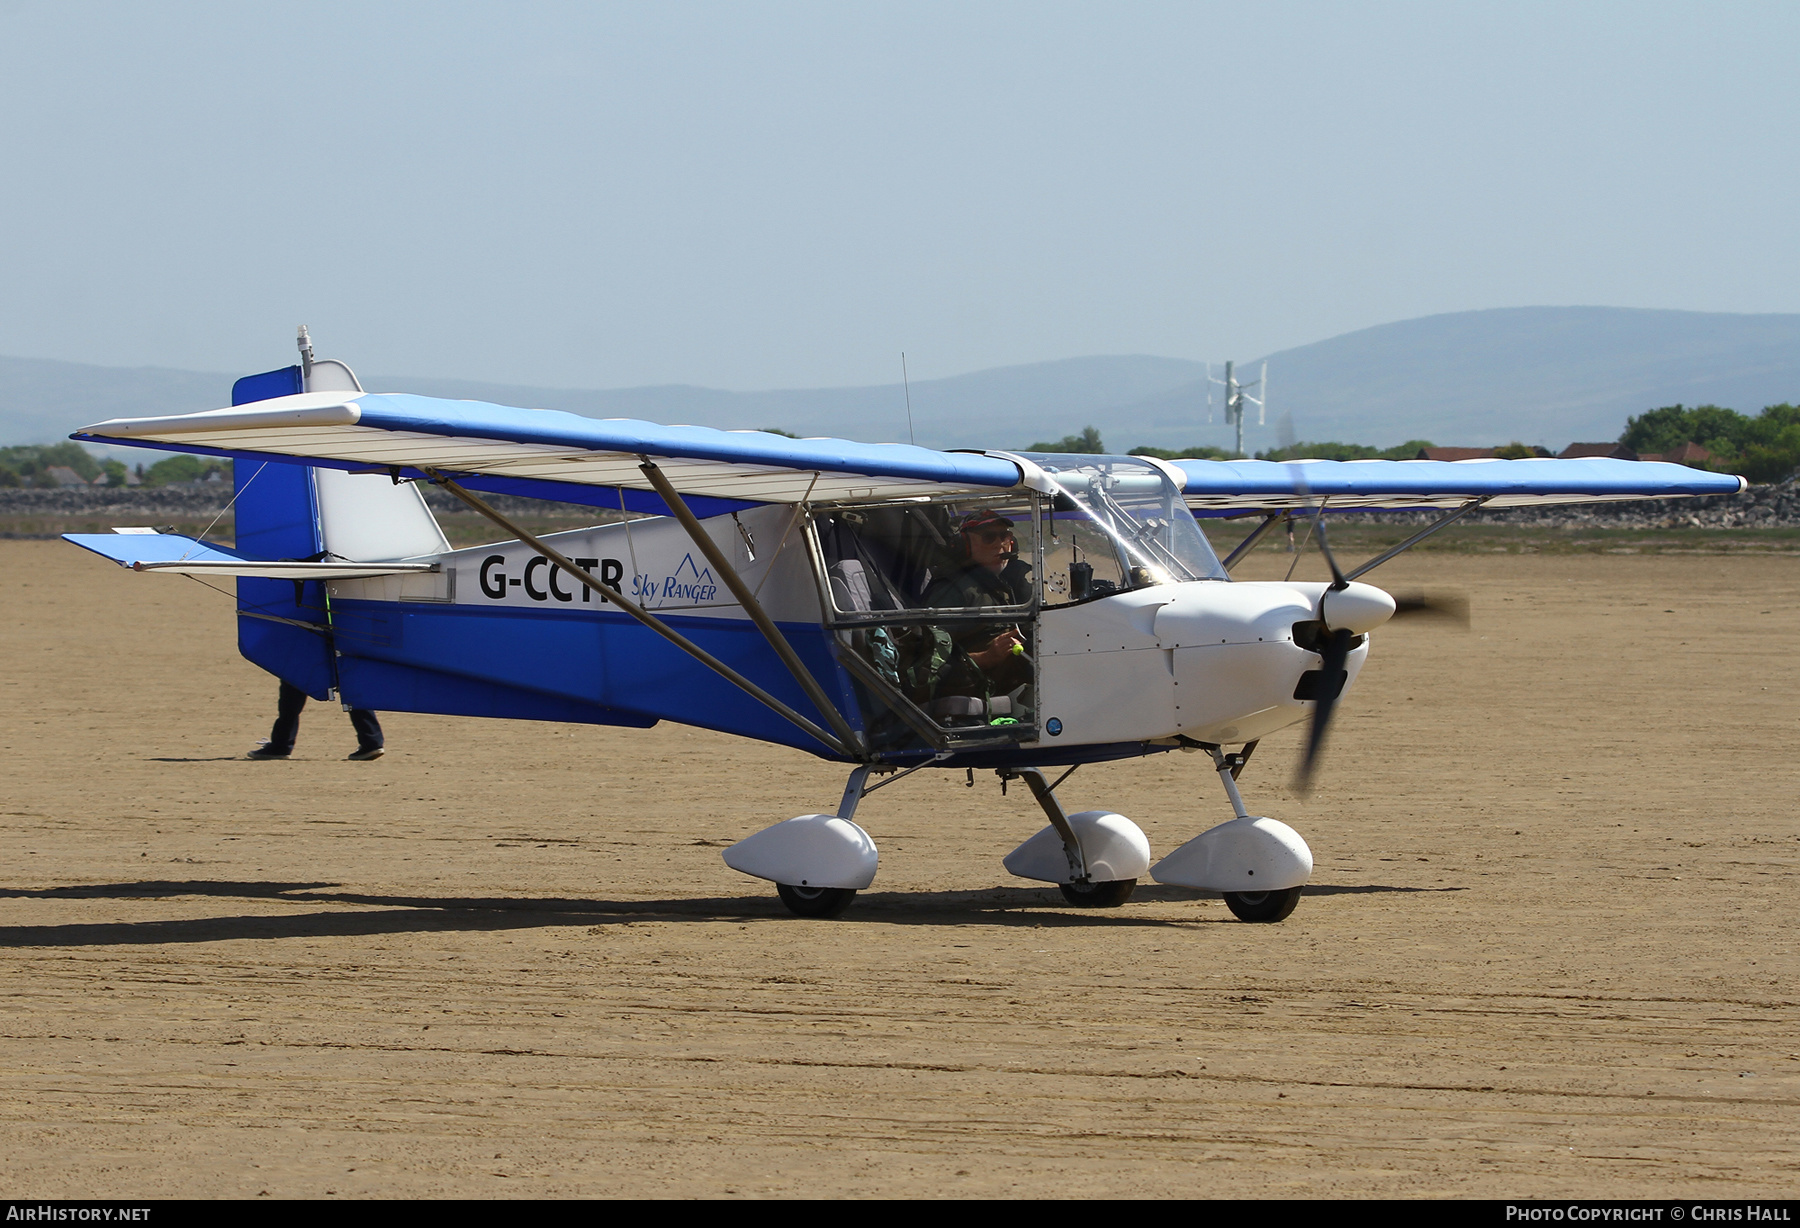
[231,365,336,699]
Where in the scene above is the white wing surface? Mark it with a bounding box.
[74,392,1029,505]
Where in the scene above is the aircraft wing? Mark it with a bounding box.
[72,392,1030,506]
[63,532,438,579]
[1173,456,1748,513]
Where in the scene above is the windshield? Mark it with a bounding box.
[1017,453,1227,603]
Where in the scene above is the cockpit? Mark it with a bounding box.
[805,454,1225,754]
[1029,453,1228,598]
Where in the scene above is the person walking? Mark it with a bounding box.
[247,680,385,761]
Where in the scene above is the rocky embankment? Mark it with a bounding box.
[0,487,237,517]
[1341,476,1800,528]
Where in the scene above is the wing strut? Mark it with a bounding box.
[1343,496,1490,581]
[1219,512,1284,573]
[425,470,859,759]
[637,461,863,756]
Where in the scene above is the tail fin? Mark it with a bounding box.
[231,366,336,698]
[230,355,452,698]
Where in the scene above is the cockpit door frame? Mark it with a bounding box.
[800,491,1047,753]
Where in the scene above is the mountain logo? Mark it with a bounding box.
[630,553,719,606]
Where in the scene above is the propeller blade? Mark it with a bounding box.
[1283,429,1354,793]
[1388,590,1471,626]
[1312,508,1347,589]
[1281,457,1346,588]
[1294,626,1354,796]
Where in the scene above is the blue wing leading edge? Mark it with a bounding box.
[1174,455,1745,513]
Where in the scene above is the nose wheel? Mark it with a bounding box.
[776,883,859,918]
[1058,878,1137,907]
[1222,886,1302,923]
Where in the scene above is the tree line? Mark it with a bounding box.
[1027,427,1455,463]
[0,443,230,488]
[1024,400,1800,482]
[1618,403,1799,483]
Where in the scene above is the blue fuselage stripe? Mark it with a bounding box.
[329,599,855,755]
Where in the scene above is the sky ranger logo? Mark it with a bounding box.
[632,554,719,606]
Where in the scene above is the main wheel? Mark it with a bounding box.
[775,883,858,918]
[1222,886,1302,923]
[1058,878,1137,908]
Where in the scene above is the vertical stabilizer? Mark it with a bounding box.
[228,338,451,697]
[231,364,335,699]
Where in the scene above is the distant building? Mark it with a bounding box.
[1559,442,1638,460]
[1416,446,1496,461]
[1417,445,1553,460]
[1639,442,1714,466]
[44,466,89,487]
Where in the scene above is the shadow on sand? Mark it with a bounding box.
[0,877,1465,947]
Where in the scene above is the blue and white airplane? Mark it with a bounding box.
[64,336,1745,921]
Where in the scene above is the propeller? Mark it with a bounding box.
[1284,456,1349,796]
[1294,622,1353,795]
[1272,429,1473,792]
[1389,590,1470,625]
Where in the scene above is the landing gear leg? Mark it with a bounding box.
[770,765,871,919]
[1211,742,1256,823]
[1210,744,1305,923]
[723,765,880,919]
[1007,767,1139,908]
[1149,743,1312,921]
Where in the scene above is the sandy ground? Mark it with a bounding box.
[1,538,1795,1199]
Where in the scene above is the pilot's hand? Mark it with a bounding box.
[970,629,1023,670]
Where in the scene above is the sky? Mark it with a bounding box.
[1,1,1796,391]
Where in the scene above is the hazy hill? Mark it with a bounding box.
[1118,307,1800,451]
[376,354,1205,454]
[4,307,1797,456]
[0,357,234,454]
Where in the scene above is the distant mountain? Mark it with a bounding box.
[0,352,1210,455]
[5,307,1797,455]
[371,354,1206,453]
[1120,307,1800,451]
[0,357,235,454]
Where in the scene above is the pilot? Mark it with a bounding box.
[926,509,1034,696]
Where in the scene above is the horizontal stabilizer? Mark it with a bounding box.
[62,533,437,579]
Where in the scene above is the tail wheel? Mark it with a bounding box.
[1222,886,1302,923]
[1058,878,1137,908]
[775,883,858,918]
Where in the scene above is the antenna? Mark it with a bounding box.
[296,324,315,377]
[900,352,916,447]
